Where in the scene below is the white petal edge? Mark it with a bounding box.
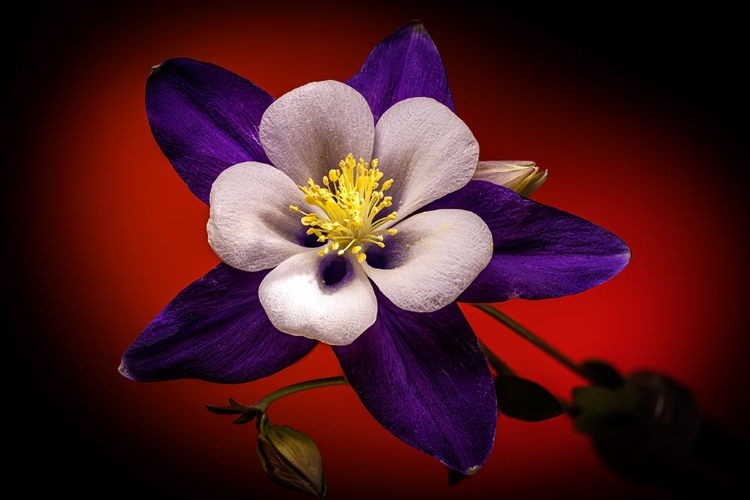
[373,97,479,219]
[260,80,375,187]
[259,251,378,345]
[208,162,308,272]
[362,209,493,312]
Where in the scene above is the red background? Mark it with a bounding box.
[7,1,748,498]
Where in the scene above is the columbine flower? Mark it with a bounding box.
[120,20,630,474]
[207,80,493,345]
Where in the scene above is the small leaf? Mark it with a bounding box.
[206,398,261,424]
[581,359,625,388]
[232,410,260,425]
[205,404,245,415]
[229,397,254,411]
[495,375,564,422]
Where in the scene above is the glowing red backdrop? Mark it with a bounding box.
[8,1,748,498]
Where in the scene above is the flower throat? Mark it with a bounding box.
[290,153,398,263]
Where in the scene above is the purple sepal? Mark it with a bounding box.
[346,20,455,121]
[146,58,274,204]
[120,263,317,383]
[333,290,496,473]
[423,180,631,303]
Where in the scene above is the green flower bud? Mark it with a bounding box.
[472,160,548,197]
[256,416,326,497]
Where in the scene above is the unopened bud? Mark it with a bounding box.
[571,371,701,480]
[472,160,548,197]
[256,416,326,497]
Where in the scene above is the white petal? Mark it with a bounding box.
[373,97,479,218]
[362,209,492,312]
[260,81,375,186]
[208,162,308,272]
[259,251,378,345]
[473,160,548,197]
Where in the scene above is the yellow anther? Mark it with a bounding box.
[291,153,398,261]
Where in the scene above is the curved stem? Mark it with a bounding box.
[257,376,348,411]
[472,303,599,384]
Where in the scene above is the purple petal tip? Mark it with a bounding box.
[118,360,135,381]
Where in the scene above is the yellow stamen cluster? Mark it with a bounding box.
[290,153,398,263]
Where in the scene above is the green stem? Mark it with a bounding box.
[472,303,599,384]
[256,376,348,412]
[478,339,515,376]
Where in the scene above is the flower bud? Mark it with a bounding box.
[256,416,326,497]
[571,371,702,481]
[472,160,548,197]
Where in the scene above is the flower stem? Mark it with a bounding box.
[478,339,515,376]
[257,376,348,411]
[472,303,599,384]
